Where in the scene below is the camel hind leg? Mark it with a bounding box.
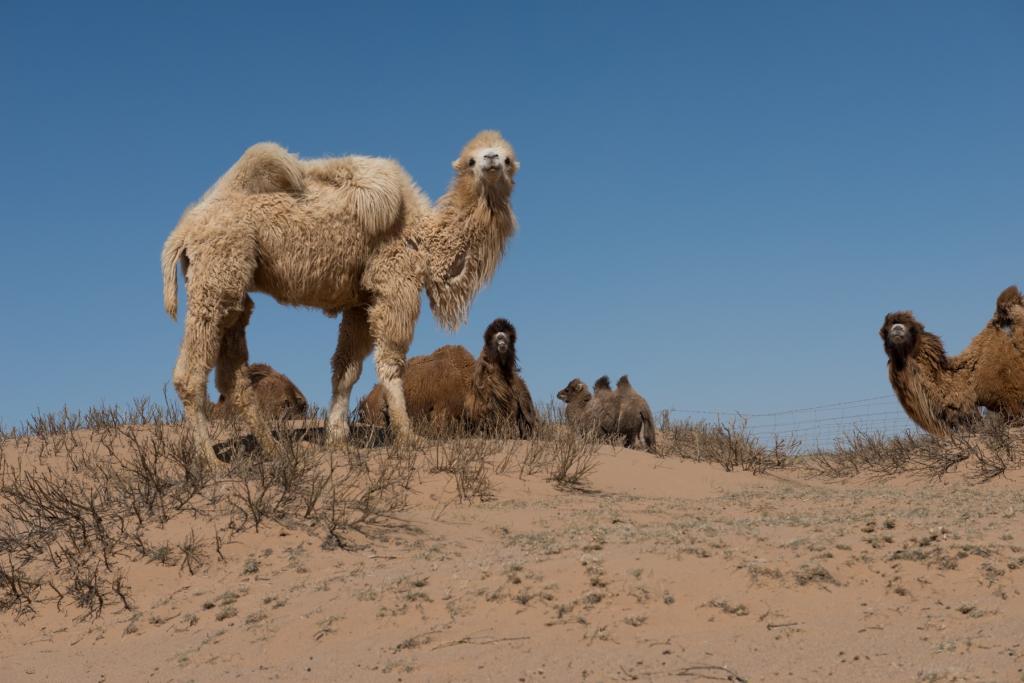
[173,298,232,466]
[172,246,257,466]
[214,295,276,456]
[367,284,420,442]
[328,306,374,443]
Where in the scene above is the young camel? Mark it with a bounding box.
[162,131,520,464]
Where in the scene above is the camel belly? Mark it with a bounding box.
[252,243,365,312]
[248,202,388,311]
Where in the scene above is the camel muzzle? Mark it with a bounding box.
[888,324,907,343]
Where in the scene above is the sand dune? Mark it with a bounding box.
[1,426,1023,682]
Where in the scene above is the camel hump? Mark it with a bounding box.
[302,155,408,236]
[594,376,612,392]
[247,363,275,382]
[616,375,632,390]
[228,142,305,195]
[996,285,1022,313]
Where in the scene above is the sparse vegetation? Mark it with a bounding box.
[0,401,417,619]
[802,414,1024,480]
[659,414,798,474]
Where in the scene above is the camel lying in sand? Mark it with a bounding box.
[358,319,536,438]
[210,363,307,421]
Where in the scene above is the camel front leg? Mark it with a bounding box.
[328,306,373,443]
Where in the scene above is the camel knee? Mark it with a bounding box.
[173,364,208,408]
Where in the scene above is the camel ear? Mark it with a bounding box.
[452,158,463,171]
[513,160,521,172]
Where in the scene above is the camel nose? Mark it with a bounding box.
[484,152,499,161]
[889,323,906,338]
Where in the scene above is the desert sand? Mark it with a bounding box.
[1,425,1023,682]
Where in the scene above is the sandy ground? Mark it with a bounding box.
[2,439,1024,682]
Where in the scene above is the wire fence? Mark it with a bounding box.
[666,395,917,452]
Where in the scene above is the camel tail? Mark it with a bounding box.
[161,230,187,320]
[640,403,657,454]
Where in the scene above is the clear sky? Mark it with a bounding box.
[1,1,1021,430]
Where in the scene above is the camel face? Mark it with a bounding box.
[880,312,921,362]
[482,318,518,370]
[454,130,519,190]
[557,379,587,403]
[493,331,510,354]
[888,323,909,345]
[467,145,516,184]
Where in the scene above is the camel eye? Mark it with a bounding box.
[468,158,475,167]
[504,157,511,166]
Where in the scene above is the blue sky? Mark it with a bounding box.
[1,1,1021,429]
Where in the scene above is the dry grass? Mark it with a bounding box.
[0,400,418,619]
[0,398,611,619]
[802,414,1024,481]
[657,410,1024,482]
[658,414,798,474]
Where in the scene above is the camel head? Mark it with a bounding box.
[993,285,1023,335]
[880,311,924,366]
[483,317,519,372]
[557,378,591,404]
[452,130,519,196]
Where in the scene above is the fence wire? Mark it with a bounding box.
[667,395,916,451]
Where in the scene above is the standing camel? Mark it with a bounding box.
[162,131,520,463]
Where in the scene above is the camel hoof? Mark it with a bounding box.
[393,430,425,451]
[326,421,352,447]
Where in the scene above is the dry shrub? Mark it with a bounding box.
[659,415,797,475]
[969,414,1024,482]
[544,428,601,490]
[516,421,601,490]
[425,433,498,503]
[804,414,1024,481]
[0,400,418,619]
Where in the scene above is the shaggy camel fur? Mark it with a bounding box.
[162,131,519,463]
[994,286,1024,337]
[613,375,658,453]
[463,318,537,437]
[210,363,308,421]
[880,311,980,435]
[357,345,476,431]
[358,319,537,438]
[881,287,1024,434]
[969,285,1024,418]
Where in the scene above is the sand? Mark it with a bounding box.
[2,436,1023,682]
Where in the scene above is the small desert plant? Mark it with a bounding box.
[544,427,600,490]
[0,553,41,617]
[969,414,1024,482]
[660,417,797,474]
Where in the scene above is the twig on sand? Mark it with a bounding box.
[431,634,530,650]
[766,622,799,630]
[620,664,749,682]
[672,665,748,682]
